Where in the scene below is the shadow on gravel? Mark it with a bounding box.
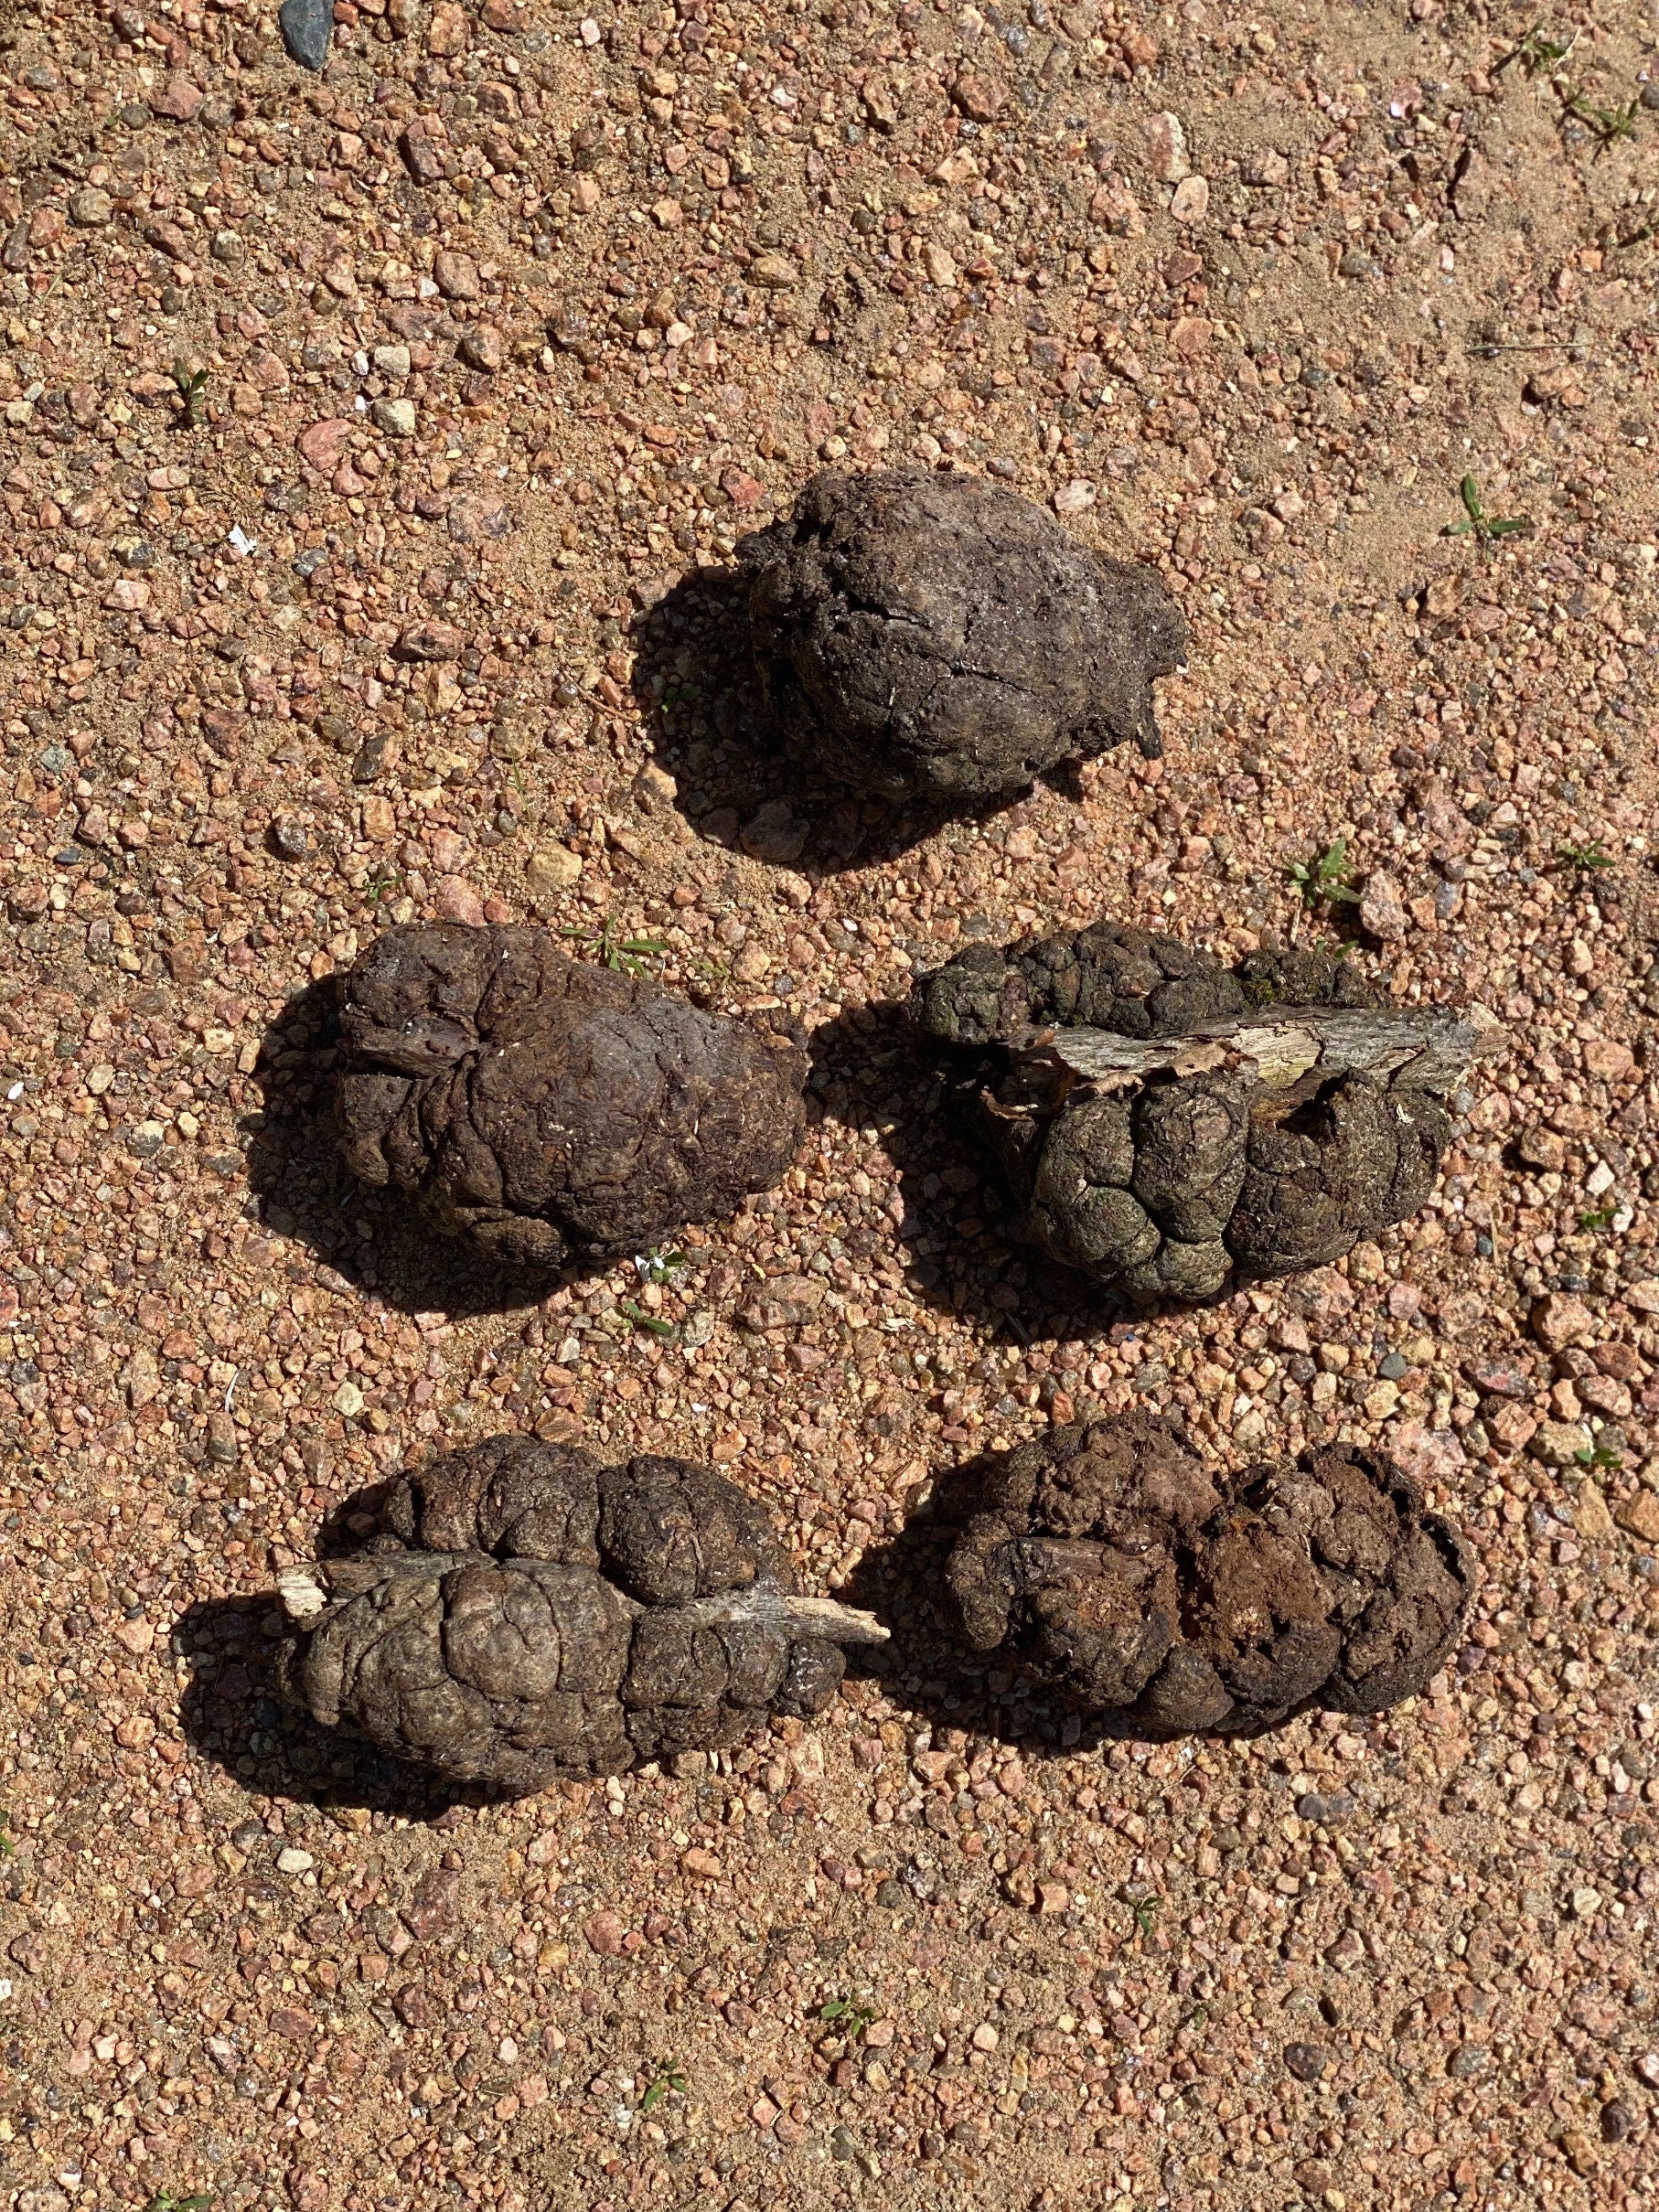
[627,567,1071,874]
[174,1593,498,1821]
[243,977,560,1320]
[806,998,1137,1345]
[841,1455,1153,1757]
[314,1473,398,1556]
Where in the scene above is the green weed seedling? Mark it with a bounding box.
[1576,1443,1623,1471]
[1566,92,1639,151]
[148,2193,215,2212]
[820,1996,878,2041]
[638,1245,686,1286]
[1288,838,1362,908]
[171,360,209,428]
[0,1809,14,1859]
[618,1298,676,1341]
[1556,838,1613,875]
[1443,475,1532,551]
[1496,22,1575,78]
[1579,1206,1618,1233]
[363,864,401,908]
[563,922,669,978]
[640,2060,688,2113]
[607,934,669,977]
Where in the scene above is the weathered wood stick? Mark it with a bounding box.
[1015,1001,1504,1101]
[279,1563,891,1646]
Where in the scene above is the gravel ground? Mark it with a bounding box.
[2,1,1658,2208]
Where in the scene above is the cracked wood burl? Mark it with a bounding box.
[740,467,1188,801]
[333,923,808,1270]
[276,1435,887,1792]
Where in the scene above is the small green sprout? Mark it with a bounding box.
[1287,838,1362,907]
[1556,838,1613,874]
[148,2194,215,2212]
[1130,1897,1159,1940]
[1495,22,1575,79]
[1579,1205,1618,1233]
[639,2060,688,2113]
[171,360,209,429]
[1443,475,1532,551]
[1575,1443,1623,1470]
[1566,92,1640,150]
[607,934,669,977]
[363,864,401,907]
[618,1298,676,1340]
[820,1996,878,2040]
[0,1810,14,1860]
[562,922,669,978]
[639,1245,686,1286]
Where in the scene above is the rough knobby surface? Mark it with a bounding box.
[333,923,807,1268]
[914,920,1490,1299]
[739,468,1188,801]
[946,1414,1474,1734]
[277,1434,886,1790]
[913,920,1374,1049]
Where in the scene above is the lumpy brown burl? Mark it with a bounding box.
[333,922,807,1270]
[945,1413,1473,1736]
[277,1434,886,1793]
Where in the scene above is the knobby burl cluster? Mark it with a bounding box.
[740,467,1188,800]
[333,923,807,1269]
[945,1413,1474,1734]
[247,470,1495,1793]
[276,1435,887,1792]
[915,919,1490,1301]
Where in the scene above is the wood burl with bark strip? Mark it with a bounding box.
[913,920,1502,1300]
[277,1435,887,1792]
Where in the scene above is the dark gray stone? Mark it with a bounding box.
[280,0,334,70]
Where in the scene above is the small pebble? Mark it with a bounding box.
[279,0,334,70]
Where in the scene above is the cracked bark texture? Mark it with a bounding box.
[333,924,807,1270]
[738,468,1188,802]
[945,1414,1473,1735]
[276,1435,886,1792]
[913,920,1485,1300]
